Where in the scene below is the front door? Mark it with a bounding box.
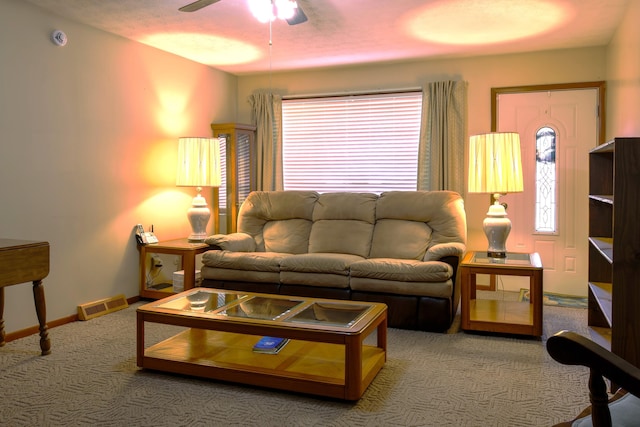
[496,88,599,296]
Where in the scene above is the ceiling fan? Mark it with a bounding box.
[179,0,308,25]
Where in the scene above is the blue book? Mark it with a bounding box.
[253,336,289,354]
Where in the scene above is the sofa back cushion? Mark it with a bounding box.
[369,219,431,259]
[370,191,466,259]
[237,191,318,253]
[308,192,377,257]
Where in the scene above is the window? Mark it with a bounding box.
[535,126,557,233]
[218,136,227,209]
[282,91,422,193]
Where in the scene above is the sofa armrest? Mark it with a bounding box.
[423,242,466,261]
[205,233,256,252]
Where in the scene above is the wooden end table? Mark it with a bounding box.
[138,238,210,299]
[460,251,543,337]
[0,239,51,355]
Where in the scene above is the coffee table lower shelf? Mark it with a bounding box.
[140,329,386,400]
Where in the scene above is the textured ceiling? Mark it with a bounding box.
[26,0,629,75]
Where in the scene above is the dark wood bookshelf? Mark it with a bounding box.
[587,137,640,367]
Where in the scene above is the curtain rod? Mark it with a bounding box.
[282,87,422,100]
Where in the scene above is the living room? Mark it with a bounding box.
[1,0,639,423]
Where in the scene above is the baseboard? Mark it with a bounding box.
[78,294,128,320]
[4,296,139,344]
[4,314,76,343]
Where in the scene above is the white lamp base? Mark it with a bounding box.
[187,192,210,242]
[483,201,511,258]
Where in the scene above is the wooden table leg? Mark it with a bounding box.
[32,280,51,355]
[344,335,363,400]
[0,287,5,347]
[136,311,144,367]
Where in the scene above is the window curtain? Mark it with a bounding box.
[417,80,467,193]
[248,91,284,191]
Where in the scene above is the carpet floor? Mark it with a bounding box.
[0,302,592,426]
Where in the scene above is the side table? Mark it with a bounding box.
[0,239,51,355]
[460,251,543,337]
[138,238,209,299]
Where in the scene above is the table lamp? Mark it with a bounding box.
[468,132,524,258]
[176,137,222,242]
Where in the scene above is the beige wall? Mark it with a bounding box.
[237,47,607,251]
[606,0,640,137]
[0,0,236,332]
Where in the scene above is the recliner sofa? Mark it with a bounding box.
[200,190,467,332]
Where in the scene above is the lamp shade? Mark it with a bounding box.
[176,137,222,188]
[468,132,524,194]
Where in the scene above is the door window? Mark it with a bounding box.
[535,126,557,233]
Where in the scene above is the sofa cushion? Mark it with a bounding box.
[281,253,364,275]
[237,191,318,251]
[350,258,453,282]
[280,253,365,288]
[308,192,377,257]
[312,192,377,223]
[309,220,374,257]
[376,190,467,251]
[263,219,312,254]
[349,259,453,298]
[369,219,431,260]
[202,250,287,272]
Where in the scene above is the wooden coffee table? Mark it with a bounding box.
[137,289,387,400]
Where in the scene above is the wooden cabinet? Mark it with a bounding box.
[587,137,640,367]
[211,123,256,233]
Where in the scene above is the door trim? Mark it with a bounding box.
[491,81,606,144]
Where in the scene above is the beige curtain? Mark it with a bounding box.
[248,91,283,191]
[417,81,467,193]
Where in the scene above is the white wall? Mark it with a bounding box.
[236,48,607,253]
[0,0,237,333]
[606,0,640,137]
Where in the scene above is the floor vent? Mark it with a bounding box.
[78,294,128,321]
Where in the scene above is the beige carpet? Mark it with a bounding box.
[0,301,591,426]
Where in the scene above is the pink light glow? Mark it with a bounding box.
[406,0,570,46]
[141,33,262,67]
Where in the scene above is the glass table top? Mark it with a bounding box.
[218,296,303,321]
[471,252,533,266]
[285,302,371,328]
[148,288,375,328]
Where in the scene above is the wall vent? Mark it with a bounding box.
[77,294,128,321]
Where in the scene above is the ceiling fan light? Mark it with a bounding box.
[274,0,297,20]
[248,0,275,23]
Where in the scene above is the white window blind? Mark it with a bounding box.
[218,136,227,209]
[282,91,422,193]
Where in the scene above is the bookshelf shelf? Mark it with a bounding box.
[587,137,640,368]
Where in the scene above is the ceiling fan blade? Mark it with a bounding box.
[179,0,221,13]
[286,4,308,25]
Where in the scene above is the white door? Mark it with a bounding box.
[497,89,599,296]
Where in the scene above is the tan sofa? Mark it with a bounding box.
[200,190,467,332]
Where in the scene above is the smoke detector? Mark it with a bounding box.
[51,30,67,46]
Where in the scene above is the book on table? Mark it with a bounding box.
[253,336,289,354]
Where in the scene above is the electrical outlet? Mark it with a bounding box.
[151,255,163,268]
